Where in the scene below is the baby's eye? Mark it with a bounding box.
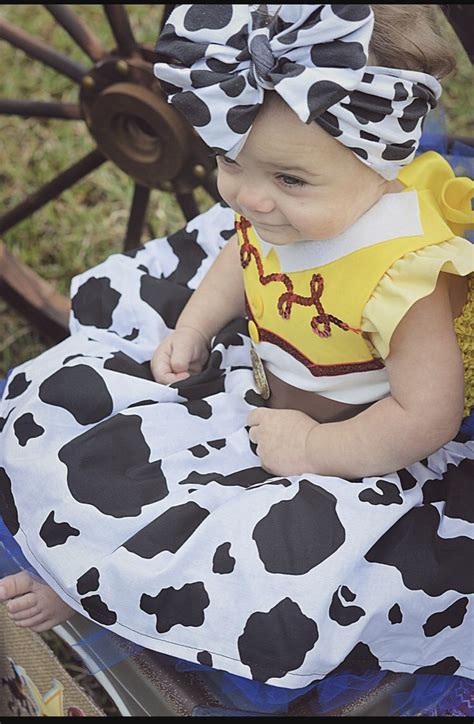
[216,154,238,166]
[277,174,306,188]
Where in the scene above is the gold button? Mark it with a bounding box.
[252,293,264,320]
[248,320,260,344]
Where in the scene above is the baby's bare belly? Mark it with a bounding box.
[264,366,373,423]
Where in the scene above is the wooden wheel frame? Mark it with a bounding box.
[0,4,220,342]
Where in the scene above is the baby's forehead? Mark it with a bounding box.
[242,96,342,168]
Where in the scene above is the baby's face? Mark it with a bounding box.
[216,93,392,245]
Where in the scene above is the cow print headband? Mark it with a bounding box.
[153,4,441,180]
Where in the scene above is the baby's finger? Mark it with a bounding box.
[248,426,259,444]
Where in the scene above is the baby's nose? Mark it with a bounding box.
[237,185,274,214]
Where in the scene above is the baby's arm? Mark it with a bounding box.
[151,235,245,383]
[305,273,465,478]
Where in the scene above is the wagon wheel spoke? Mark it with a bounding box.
[103,5,138,58]
[0,99,81,120]
[0,149,106,235]
[0,241,70,342]
[124,184,151,251]
[44,4,106,63]
[175,192,200,222]
[0,17,88,82]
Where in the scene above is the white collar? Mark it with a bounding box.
[254,190,422,272]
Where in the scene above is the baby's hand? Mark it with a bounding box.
[151,326,210,385]
[247,408,318,477]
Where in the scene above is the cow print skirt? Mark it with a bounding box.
[1,201,473,689]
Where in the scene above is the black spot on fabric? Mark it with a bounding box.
[220,227,236,241]
[244,389,267,408]
[330,642,381,675]
[141,582,210,633]
[71,277,121,328]
[171,364,225,402]
[253,480,345,574]
[183,4,233,31]
[165,227,207,287]
[388,603,403,624]
[123,328,139,341]
[189,445,209,458]
[172,91,211,127]
[179,466,273,489]
[310,41,366,70]
[397,468,417,491]
[394,82,409,102]
[227,104,260,135]
[307,81,349,121]
[212,542,236,574]
[0,467,19,535]
[238,598,318,682]
[190,69,229,88]
[398,98,429,132]
[140,276,193,328]
[160,79,185,98]
[422,459,474,523]
[340,586,356,603]
[341,92,394,124]
[39,511,80,548]
[59,414,168,518]
[358,480,403,506]
[197,651,213,667]
[360,130,380,142]
[206,58,239,74]
[39,366,113,425]
[349,147,368,160]
[81,594,117,626]
[123,245,146,259]
[103,352,154,381]
[329,589,365,626]
[414,657,460,676]
[208,439,226,450]
[5,372,30,400]
[124,502,209,558]
[316,110,343,137]
[274,60,306,81]
[77,568,100,595]
[365,504,474,596]
[179,399,213,419]
[382,140,416,161]
[247,478,292,490]
[156,24,209,67]
[13,413,45,447]
[63,354,100,364]
[423,598,468,637]
[214,329,245,351]
[127,400,158,409]
[220,74,247,98]
[362,72,374,83]
[137,264,149,273]
[331,5,371,21]
[0,408,14,433]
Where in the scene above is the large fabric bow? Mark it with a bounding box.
[154,4,441,179]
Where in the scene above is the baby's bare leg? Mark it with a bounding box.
[0,571,73,632]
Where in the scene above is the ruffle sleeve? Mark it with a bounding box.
[361,235,474,360]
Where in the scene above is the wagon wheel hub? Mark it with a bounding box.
[79,52,210,191]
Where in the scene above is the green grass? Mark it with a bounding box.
[0,5,473,377]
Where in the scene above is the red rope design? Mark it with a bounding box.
[236,217,361,338]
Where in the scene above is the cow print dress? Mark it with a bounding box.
[1,200,473,689]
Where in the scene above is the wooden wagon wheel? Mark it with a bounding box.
[0,4,220,342]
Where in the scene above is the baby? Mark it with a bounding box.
[0,4,472,689]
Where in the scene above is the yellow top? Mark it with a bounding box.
[238,151,474,414]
